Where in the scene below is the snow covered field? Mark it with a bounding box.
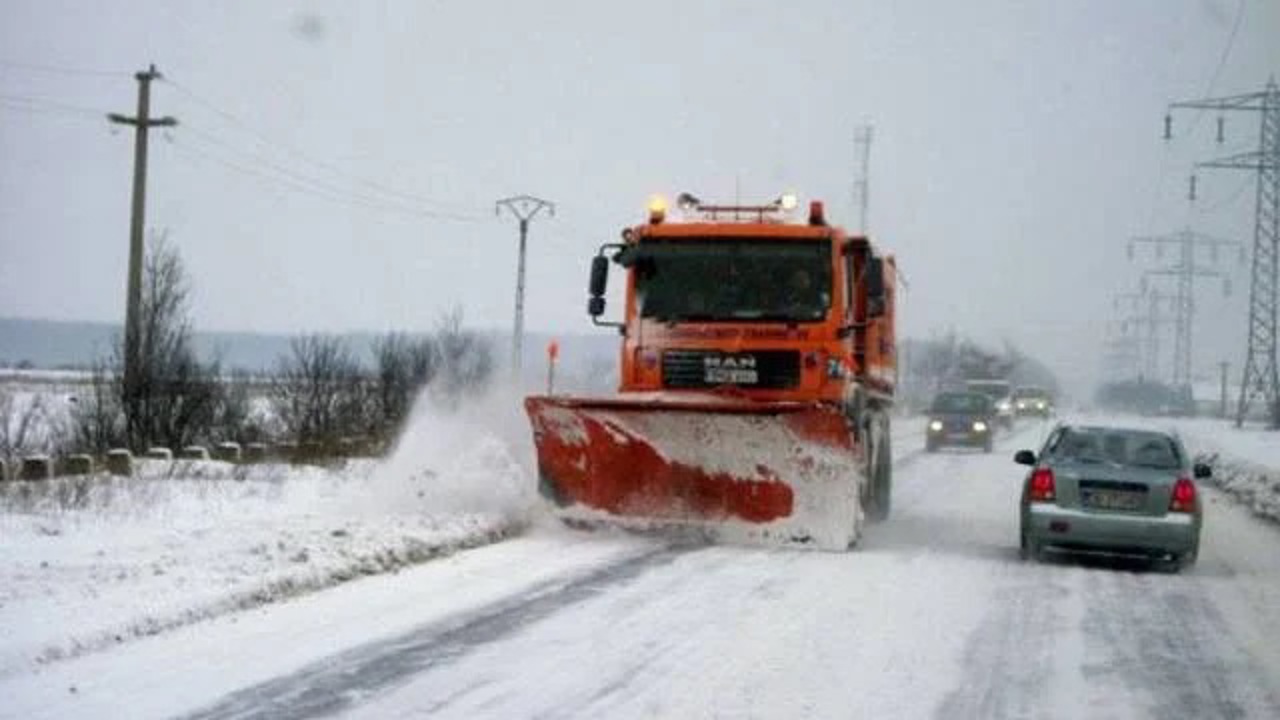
[3,411,1280,718]
[0,392,535,681]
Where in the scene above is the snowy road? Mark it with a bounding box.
[6,419,1280,719]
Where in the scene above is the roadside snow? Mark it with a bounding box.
[1165,417,1280,524]
[0,386,538,678]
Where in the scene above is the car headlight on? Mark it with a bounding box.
[973,421,988,433]
[1035,401,1046,410]
[929,420,944,432]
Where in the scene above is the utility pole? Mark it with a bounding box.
[853,125,873,234]
[495,195,555,378]
[1129,229,1241,389]
[1167,79,1280,427]
[108,64,176,424]
[1219,360,1231,418]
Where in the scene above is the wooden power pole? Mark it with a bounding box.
[108,64,176,414]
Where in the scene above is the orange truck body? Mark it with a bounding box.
[525,198,897,549]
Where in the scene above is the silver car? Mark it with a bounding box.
[1015,424,1208,571]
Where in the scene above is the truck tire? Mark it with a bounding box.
[866,416,892,523]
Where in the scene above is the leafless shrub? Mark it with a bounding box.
[118,236,224,451]
[271,334,372,447]
[0,390,63,463]
[372,332,438,436]
[432,307,494,407]
[68,361,127,456]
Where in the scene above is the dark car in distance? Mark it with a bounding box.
[926,391,995,453]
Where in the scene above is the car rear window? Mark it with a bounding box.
[1051,428,1181,469]
[931,393,990,414]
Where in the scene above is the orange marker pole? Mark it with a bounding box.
[546,340,560,394]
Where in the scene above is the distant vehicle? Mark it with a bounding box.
[966,379,1014,428]
[1012,386,1053,418]
[925,391,994,453]
[1014,423,1207,571]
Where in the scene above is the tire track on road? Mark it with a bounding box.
[181,542,700,720]
[1079,568,1280,719]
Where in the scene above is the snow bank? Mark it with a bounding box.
[0,382,540,677]
[1169,418,1280,524]
[1194,450,1280,523]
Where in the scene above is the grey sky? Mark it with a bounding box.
[1,1,1277,395]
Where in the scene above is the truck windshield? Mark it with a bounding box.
[633,238,832,322]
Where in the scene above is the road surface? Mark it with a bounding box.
[6,419,1280,719]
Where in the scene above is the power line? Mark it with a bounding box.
[160,76,485,218]
[1144,1,1248,234]
[0,93,110,119]
[0,59,131,79]
[1201,0,1247,101]
[174,123,483,222]
[164,135,482,224]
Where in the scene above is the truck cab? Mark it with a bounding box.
[587,193,896,416]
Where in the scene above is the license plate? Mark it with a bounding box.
[704,368,759,384]
[1083,489,1144,512]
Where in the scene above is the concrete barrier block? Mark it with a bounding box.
[20,456,53,481]
[178,446,210,460]
[62,454,95,476]
[212,442,242,462]
[145,447,173,461]
[106,448,133,476]
[243,443,268,463]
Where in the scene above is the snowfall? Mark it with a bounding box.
[2,389,1280,718]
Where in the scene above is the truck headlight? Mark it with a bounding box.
[973,421,989,433]
[929,420,944,432]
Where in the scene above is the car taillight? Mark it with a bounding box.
[1170,476,1197,513]
[1029,468,1055,502]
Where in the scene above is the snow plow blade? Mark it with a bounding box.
[524,394,865,551]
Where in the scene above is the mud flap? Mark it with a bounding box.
[525,395,866,551]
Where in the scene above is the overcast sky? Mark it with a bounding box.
[1,1,1277,395]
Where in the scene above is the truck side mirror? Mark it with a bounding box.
[588,255,610,318]
[589,255,609,297]
[866,256,886,317]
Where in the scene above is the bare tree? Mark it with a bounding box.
[0,389,55,462]
[272,334,369,446]
[434,307,494,405]
[372,332,438,435]
[211,371,256,443]
[68,361,126,455]
[119,235,223,451]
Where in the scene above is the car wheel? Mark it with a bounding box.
[1174,541,1199,572]
[1020,526,1041,562]
[983,439,994,454]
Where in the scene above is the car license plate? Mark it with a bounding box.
[1083,489,1144,512]
[704,367,758,384]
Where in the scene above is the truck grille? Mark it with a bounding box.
[661,350,801,389]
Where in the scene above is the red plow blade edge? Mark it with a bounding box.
[524,395,867,550]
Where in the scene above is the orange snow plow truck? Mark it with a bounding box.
[525,193,896,550]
